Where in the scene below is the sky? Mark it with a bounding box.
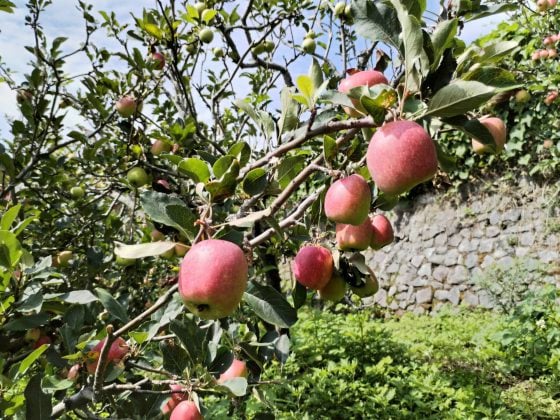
[0,0,508,139]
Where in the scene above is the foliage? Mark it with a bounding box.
[0,0,525,417]
[220,307,560,419]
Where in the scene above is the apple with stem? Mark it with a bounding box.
[293,245,333,290]
[127,167,149,188]
[370,214,394,250]
[218,359,248,383]
[324,174,371,225]
[86,336,129,374]
[150,51,165,70]
[471,116,507,155]
[115,95,140,118]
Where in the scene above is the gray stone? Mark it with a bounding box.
[435,233,448,247]
[478,291,495,309]
[472,227,484,238]
[411,255,424,268]
[486,226,501,238]
[423,225,445,240]
[444,249,460,266]
[374,289,388,307]
[545,235,559,247]
[409,227,421,242]
[416,287,433,304]
[458,238,479,253]
[396,292,408,301]
[448,266,468,284]
[462,291,479,306]
[459,228,471,238]
[498,256,515,267]
[422,238,434,248]
[411,278,429,287]
[434,289,449,301]
[481,255,495,268]
[515,247,530,257]
[520,232,535,247]
[418,263,432,277]
[465,253,479,269]
[448,287,461,305]
[389,300,399,310]
[479,239,495,253]
[448,234,462,247]
[386,262,400,274]
[539,250,559,263]
[429,281,444,290]
[503,209,521,223]
[388,286,397,297]
[489,211,501,225]
[433,266,450,282]
[493,249,508,259]
[413,306,426,315]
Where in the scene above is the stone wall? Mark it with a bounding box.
[366,178,560,314]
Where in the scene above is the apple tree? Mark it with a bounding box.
[0,0,522,418]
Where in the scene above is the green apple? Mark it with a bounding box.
[334,1,346,16]
[194,2,206,14]
[55,250,73,267]
[127,167,149,188]
[213,47,224,58]
[199,27,214,44]
[70,186,85,199]
[302,38,316,54]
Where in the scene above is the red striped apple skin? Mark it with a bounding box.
[367,120,438,195]
[324,174,371,225]
[336,219,372,251]
[293,245,333,290]
[370,214,394,250]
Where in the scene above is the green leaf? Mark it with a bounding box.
[143,23,162,39]
[431,19,458,70]
[462,66,522,89]
[219,377,248,397]
[309,59,323,90]
[0,0,15,13]
[276,155,306,189]
[478,41,519,64]
[226,209,272,228]
[25,374,51,419]
[279,87,299,136]
[160,339,189,375]
[18,344,49,376]
[296,75,315,107]
[178,158,211,183]
[44,290,98,305]
[228,142,251,167]
[351,0,400,48]
[95,288,129,323]
[114,241,176,259]
[41,376,74,392]
[243,282,297,328]
[323,136,337,163]
[1,204,21,231]
[169,318,207,364]
[0,230,22,268]
[213,155,236,179]
[360,96,386,124]
[3,312,49,331]
[242,168,268,196]
[442,115,496,150]
[424,80,496,118]
[464,3,517,21]
[140,191,198,240]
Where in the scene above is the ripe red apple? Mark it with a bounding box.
[178,239,248,320]
[335,219,372,251]
[545,91,559,105]
[532,51,541,60]
[338,70,389,116]
[151,140,172,156]
[324,174,371,225]
[549,0,557,7]
[292,245,333,290]
[170,401,203,420]
[548,49,558,58]
[127,167,149,188]
[350,274,379,298]
[115,95,139,118]
[218,359,248,383]
[471,116,507,155]
[370,214,394,250]
[537,0,549,11]
[367,120,438,195]
[33,335,52,349]
[318,272,347,302]
[539,49,549,58]
[86,337,129,374]
[150,52,165,70]
[544,36,554,46]
[161,384,186,415]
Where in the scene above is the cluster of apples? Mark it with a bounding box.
[531,48,558,60]
[536,0,557,12]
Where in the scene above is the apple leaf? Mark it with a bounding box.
[0,230,22,268]
[462,66,522,89]
[3,312,49,331]
[351,0,400,48]
[442,115,496,149]
[1,204,21,231]
[25,374,52,420]
[242,168,268,196]
[228,142,252,167]
[323,136,337,163]
[44,290,99,305]
[219,377,248,397]
[278,87,299,136]
[139,191,198,240]
[18,344,50,376]
[464,3,518,21]
[424,80,497,118]
[160,339,190,375]
[114,241,176,259]
[244,282,297,328]
[0,0,16,13]
[41,376,74,392]
[213,155,236,179]
[169,318,208,364]
[95,287,129,323]
[431,18,458,70]
[178,158,211,183]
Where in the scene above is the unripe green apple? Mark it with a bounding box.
[334,1,346,16]
[115,95,140,118]
[263,40,275,53]
[324,174,371,225]
[127,167,149,188]
[199,27,214,44]
[218,359,248,383]
[179,239,248,319]
[70,186,85,199]
[514,89,530,104]
[344,4,353,18]
[213,47,224,58]
[302,37,316,54]
[251,42,267,55]
[115,255,136,266]
[471,116,507,155]
[351,274,379,298]
[293,245,333,290]
[170,401,203,420]
[367,120,438,195]
[370,214,394,250]
[193,2,206,14]
[186,41,198,55]
[151,140,172,156]
[318,272,347,302]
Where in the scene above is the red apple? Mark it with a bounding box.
[338,70,389,116]
[67,364,81,381]
[549,0,557,7]
[151,140,172,156]
[86,337,129,374]
[370,214,394,250]
[178,239,248,319]
[162,384,186,415]
[544,36,554,46]
[218,359,248,383]
[324,174,371,225]
[115,95,140,118]
[548,49,558,58]
[318,272,347,302]
[336,219,372,251]
[293,245,333,290]
[471,116,507,155]
[537,0,549,11]
[150,52,165,70]
[532,51,541,60]
[170,401,203,420]
[367,120,438,195]
[33,335,52,349]
[539,49,549,58]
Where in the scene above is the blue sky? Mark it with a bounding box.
[0,1,507,138]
